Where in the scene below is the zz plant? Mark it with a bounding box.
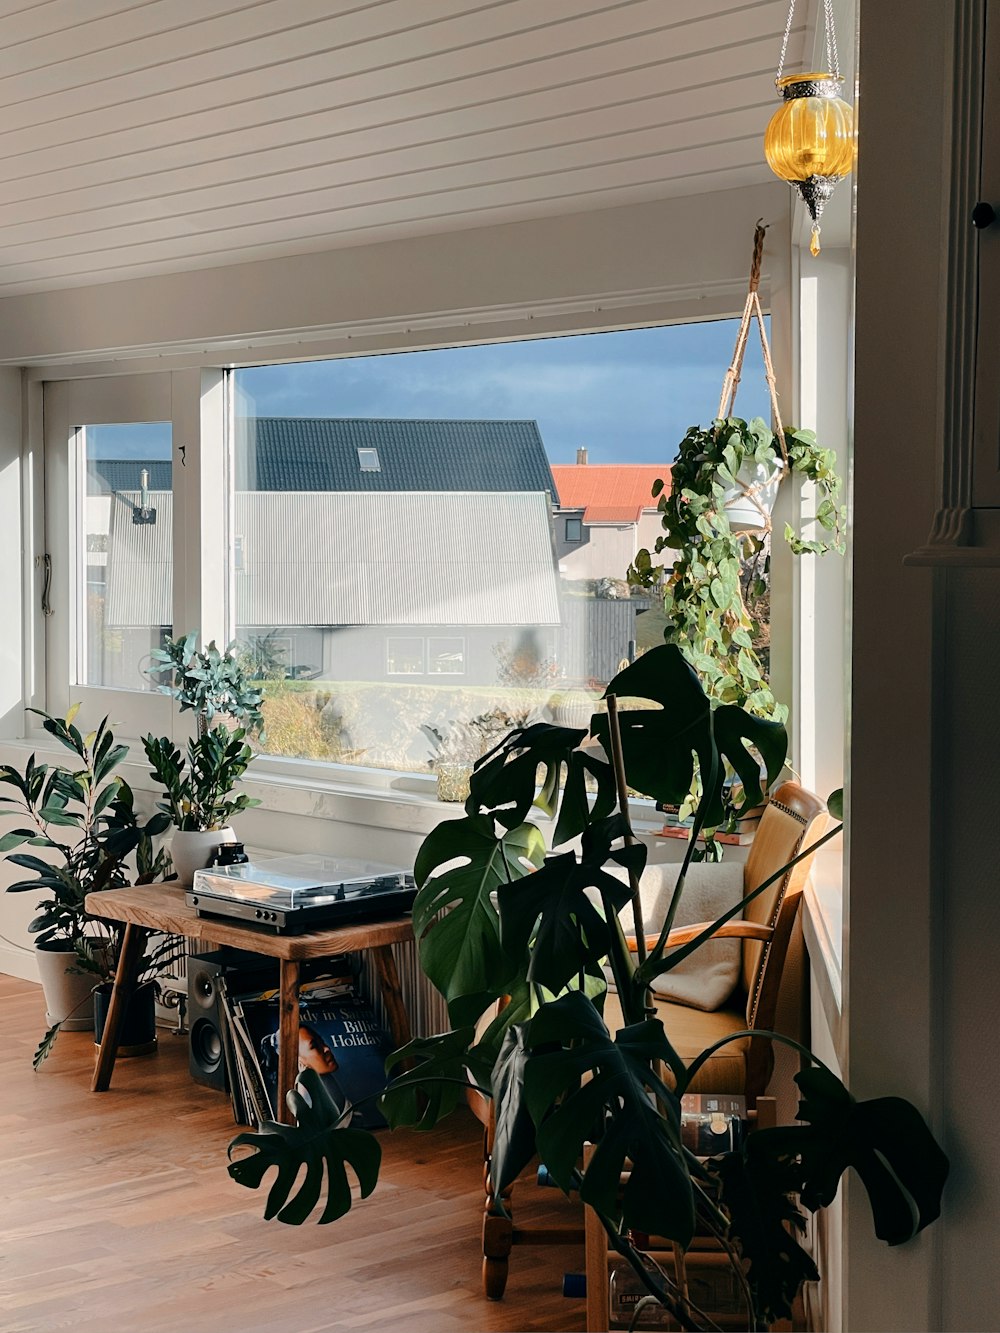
[630,415,845,721]
[0,708,172,1065]
[226,645,947,1330]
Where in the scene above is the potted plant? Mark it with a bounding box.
[226,645,947,1330]
[631,416,844,724]
[421,709,539,803]
[84,922,183,1062]
[142,632,264,884]
[0,708,172,1057]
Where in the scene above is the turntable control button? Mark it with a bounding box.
[255,909,262,918]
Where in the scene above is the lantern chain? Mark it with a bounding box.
[775,0,842,84]
[823,0,841,80]
[775,0,796,84]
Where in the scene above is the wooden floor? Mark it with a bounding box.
[0,975,585,1333]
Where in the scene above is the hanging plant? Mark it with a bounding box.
[629,223,845,723]
[631,413,844,720]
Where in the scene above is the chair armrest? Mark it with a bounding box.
[626,920,774,952]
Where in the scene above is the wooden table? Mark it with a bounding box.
[85,885,415,1124]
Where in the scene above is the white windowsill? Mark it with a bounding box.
[802,836,844,1051]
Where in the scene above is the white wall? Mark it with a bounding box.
[848,1,999,1329]
[0,183,790,372]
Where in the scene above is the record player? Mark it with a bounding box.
[188,853,417,935]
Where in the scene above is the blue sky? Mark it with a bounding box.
[91,318,770,465]
[238,318,770,465]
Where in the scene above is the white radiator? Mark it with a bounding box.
[356,936,450,1040]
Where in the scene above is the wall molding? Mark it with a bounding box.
[908,0,987,562]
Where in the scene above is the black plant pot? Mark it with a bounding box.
[93,981,158,1057]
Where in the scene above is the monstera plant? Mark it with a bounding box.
[227,645,947,1329]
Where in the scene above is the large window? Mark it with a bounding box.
[227,323,770,774]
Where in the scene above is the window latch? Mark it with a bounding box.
[38,553,53,617]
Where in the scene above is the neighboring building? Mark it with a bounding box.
[89,422,659,688]
[89,418,565,686]
[551,449,670,582]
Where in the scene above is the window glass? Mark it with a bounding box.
[80,422,172,690]
[386,637,425,675]
[429,637,465,676]
[230,322,770,772]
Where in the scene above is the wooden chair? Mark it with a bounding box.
[472,780,830,1300]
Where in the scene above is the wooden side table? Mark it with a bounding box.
[85,884,415,1124]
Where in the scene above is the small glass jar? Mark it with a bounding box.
[435,761,472,803]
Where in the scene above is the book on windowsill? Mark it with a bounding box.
[657,825,757,845]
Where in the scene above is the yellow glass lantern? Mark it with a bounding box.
[765,0,855,255]
[765,72,855,255]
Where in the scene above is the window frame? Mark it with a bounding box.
[42,374,178,742]
[31,291,845,844]
[564,515,583,543]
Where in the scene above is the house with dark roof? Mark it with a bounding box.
[92,417,588,689]
[551,450,670,583]
[235,417,559,496]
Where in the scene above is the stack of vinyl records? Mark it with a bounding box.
[217,964,394,1128]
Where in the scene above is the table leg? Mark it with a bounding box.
[91,923,148,1093]
[371,944,412,1049]
[277,957,300,1125]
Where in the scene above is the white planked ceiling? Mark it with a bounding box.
[0,0,804,295]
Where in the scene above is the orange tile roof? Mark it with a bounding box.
[551,464,670,523]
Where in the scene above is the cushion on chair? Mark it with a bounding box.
[739,791,812,1024]
[602,990,750,1095]
[607,860,744,1011]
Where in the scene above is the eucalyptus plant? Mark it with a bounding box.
[143,631,264,834]
[147,631,265,737]
[226,645,946,1330]
[0,707,173,1065]
[630,416,845,721]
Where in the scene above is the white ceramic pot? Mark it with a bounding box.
[722,457,784,533]
[35,942,96,1031]
[169,826,237,887]
[551,695,597,731]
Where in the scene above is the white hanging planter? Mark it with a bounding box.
[722,456,785,533]
[169,826,236,887]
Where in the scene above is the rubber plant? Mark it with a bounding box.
[226,644,947,1331]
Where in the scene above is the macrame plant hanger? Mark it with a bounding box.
[715,219,788,535]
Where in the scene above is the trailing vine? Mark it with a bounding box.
[629,414,845,722]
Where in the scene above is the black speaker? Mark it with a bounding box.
[187,949,277,1091]
[188,953,229,1091]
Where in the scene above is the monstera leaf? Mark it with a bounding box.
[591,645,787,825]
[413,813,545,1025]
[497,814,644,994]
[468,722,600,832]
[380,1027,478,1131]
[490,1025,538,1199]
[518,992,694,1245]
[227,1069,381,1225]
[710,1147,819,1323]
[750,1064,950,1246]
